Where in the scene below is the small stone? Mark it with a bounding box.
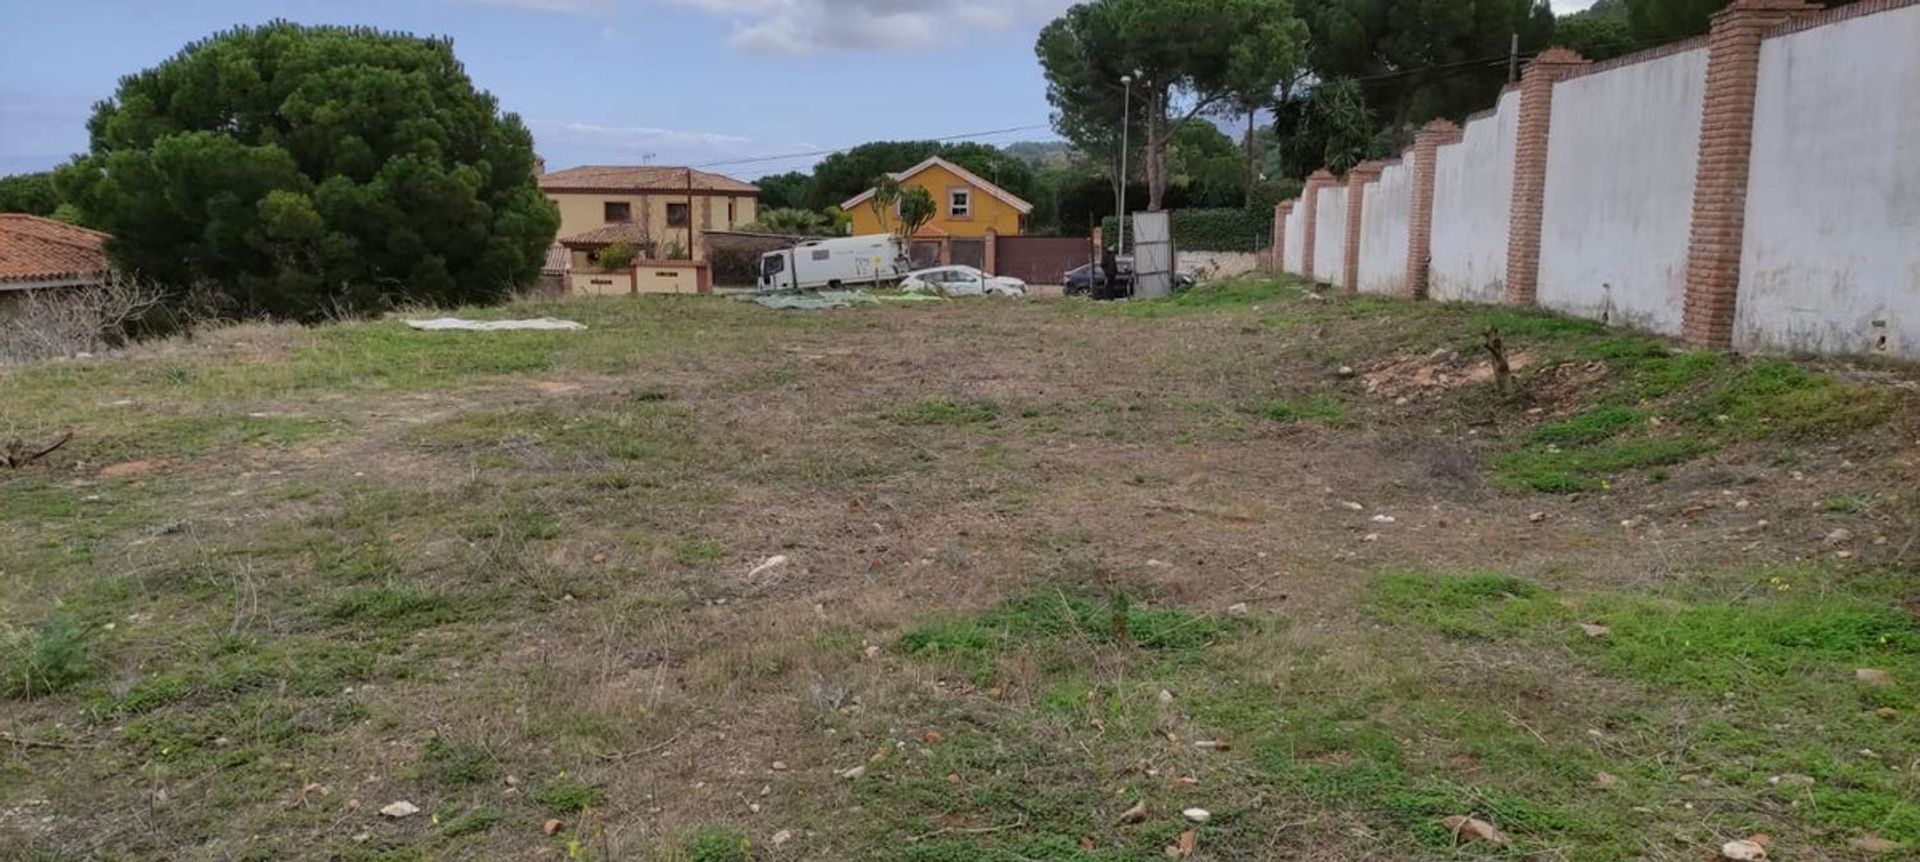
[1876,707,1898,720]
[1579,623,1611,638]
[1856,668,1894,687]
[1182,808,1210,823]
[837,765,866,780]
[1825,528,1855,546]
[504,775,520,787]
[1734,499,1751,510]
[772,829,794,846]
[1362,533,1379,542]
[1594,771,1618,788]
[1158,689,1175,704]
[1336,365,1355,378]
[542,819,564,835]
[1528,512,1546,523]
[1768,773,1815,787]
[1225,602,1250,617]
[1720,838,1768,861]
[771,761,789,771]
[1440,815,1510,847]
[1117,801,1149,824]
[1339,500,1365,511]
[747,555,791,578]
[1371,514,1395,524]
[379,801,420,819]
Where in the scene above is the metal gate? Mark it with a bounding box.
[1131,211,1174,298]
[909,241,942,270]
[950,238,986,270]
[994,235,1090,284]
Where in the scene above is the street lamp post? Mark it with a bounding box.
[1117,73,1132,258]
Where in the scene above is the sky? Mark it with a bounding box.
[0,0,1596,181]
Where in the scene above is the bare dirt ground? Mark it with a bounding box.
[2,281,1916,861]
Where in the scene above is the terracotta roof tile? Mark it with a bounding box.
[0,214,111,285]
[539,166,757,195]
[558,222,654,247]
[542,243,570,273]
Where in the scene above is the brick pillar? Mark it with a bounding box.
[1505,48,1589,306]
[1342,162,1384,294]
[1406,120,1462,300]
[1275,200,1294,273]
[1300,169,1336,282]
[1681,0,1816,349]
[983,227,998,275]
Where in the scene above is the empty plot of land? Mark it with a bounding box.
[1,281,1916,861]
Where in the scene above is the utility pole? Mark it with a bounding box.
[1118,73,1133,257]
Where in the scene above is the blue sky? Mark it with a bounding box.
[0,0,1595,180]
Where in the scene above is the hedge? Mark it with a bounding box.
[1101,207,1274,253]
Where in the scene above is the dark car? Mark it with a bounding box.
[1063,259,1196,299]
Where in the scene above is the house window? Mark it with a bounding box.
[667,203,691,227]
[604,201,632,222]
[949,189,971,218]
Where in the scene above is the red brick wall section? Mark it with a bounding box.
[1342,163,1385,294]
[1505,47,1590,306]
[1406,120,1463,300]
[1300,170,1336,282]
[1681,0,1819,349]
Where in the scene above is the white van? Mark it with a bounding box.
[757,234,908,292]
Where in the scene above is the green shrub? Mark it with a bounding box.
[3,610,97,698]
[534,779,603,813]
[682,825,753,862]
[1102,207,1273,252]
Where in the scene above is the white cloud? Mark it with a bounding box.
[667,0,1076,53]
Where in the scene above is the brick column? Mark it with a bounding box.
[1342,162,1384,294]
[1274,200,1294,273]
[1406,120,1462,300]
[1299,169,1336,282]
[1505,48,1589,306]
[983,228,998,275]
[1681,0,1816,349]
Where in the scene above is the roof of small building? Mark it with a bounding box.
[558,222,654,248]
[840,156,1034,214]
[0,214,111,285]
[541,244,570,274]
[539,165,757,195]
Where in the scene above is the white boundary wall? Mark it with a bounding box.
[1282,198,1306,277]
[1733,4,1920,357]
[1356,161,1410,295]
[1429,89,1518,304]
[1537,48,1707,336]
[1311,185,1348,287]
[1281,3,1918,360]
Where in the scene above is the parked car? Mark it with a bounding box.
[899,265,1026,297]
[1063,257,1196,299]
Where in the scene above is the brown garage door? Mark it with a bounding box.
[996,235,1091,284]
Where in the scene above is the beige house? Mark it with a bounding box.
[538,165,758,262]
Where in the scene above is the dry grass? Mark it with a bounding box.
[1,281,1916,861]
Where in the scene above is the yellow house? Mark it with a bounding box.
[538,165,758,262]
[841,156,1032,270]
